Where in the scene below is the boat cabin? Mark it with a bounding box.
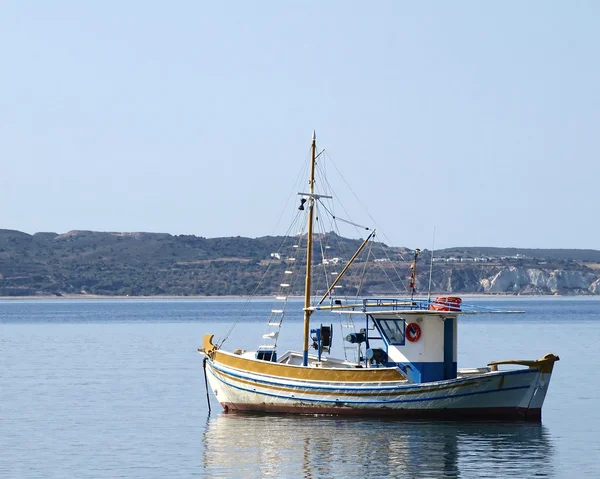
[296,297,462,384]
[364,310,457,383]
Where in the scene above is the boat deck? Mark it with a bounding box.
[240,349,494,376]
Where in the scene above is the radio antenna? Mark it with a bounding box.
[427,226,436,303]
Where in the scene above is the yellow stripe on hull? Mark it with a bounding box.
[214,350,406,382]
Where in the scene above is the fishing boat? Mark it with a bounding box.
[199,132,559,421]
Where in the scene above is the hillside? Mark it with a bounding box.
[1,229,599,297]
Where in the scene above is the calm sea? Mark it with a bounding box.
[1,297,599,478]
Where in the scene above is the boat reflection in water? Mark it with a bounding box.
[201,413,554,478]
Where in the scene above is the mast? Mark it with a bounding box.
[302,130,317,366]
[409,248,421,302]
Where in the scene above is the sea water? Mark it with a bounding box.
[1,297,599,478]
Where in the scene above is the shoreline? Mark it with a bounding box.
[0,293,598,301]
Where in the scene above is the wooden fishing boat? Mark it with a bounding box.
[199,132,559,421]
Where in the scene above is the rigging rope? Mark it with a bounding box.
[262,216,308,350]
[267,147,313,236]
[217,209,304,348]
[317,199,371,231]
[219,147,315,346]
[221,143,423,350]
[318,152,414,293]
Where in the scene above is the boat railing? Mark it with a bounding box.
[318,296,523,315]
[362,298,427,311]
[318,297,432,312]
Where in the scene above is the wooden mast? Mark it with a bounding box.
[302,130,317,366]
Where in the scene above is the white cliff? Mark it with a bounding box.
[437,266,600,295]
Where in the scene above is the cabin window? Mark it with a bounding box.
[375,318,406,345]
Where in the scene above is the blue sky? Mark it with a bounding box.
[1,1,598,249]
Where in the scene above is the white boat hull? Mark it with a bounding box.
[203,351,555,422]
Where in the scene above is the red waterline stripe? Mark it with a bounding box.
[220,402,542,422]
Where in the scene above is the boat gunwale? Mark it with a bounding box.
[209,349,542,388]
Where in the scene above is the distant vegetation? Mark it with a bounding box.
[0,229,368,296]
[0,229,598,297]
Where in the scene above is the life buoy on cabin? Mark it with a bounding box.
[406,323,422,342]
[429,296,462,312]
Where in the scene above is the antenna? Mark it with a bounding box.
[427,226,436,303]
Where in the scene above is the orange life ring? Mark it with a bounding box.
[406,323,422,342]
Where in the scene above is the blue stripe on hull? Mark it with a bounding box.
[210,360,535,393]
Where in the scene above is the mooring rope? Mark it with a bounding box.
[202,357,211,415]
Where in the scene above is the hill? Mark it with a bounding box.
[1,229,599,297]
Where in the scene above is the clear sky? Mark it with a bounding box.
[1,1,598,250]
